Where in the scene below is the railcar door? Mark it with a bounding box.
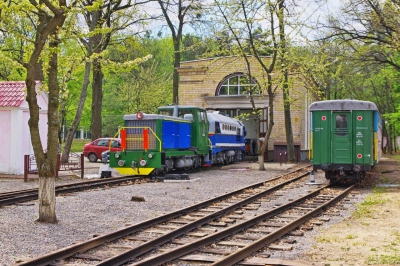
[331,112,352,163]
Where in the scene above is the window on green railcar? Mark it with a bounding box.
[335,114,348,136]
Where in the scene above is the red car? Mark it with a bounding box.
[83,138,121,162]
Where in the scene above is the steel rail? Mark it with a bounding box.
[94,169,311,266]
[17,165,311,266]
[125,184,354,266]
[211,184,356,265]
[0,176,143,207]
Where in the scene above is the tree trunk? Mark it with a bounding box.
[25,5,66,222]
[62,61,92,162]
[387,123,393,154]
[91,57,103,140]
[278,0,295,163]
[38,172,57,223]
[172,38,180,104]
[282,82,295,162]
[36,32,62,223]
[258,72,275,170]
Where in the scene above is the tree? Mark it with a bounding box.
[101,36,174,131]
[323,0,400,72]
[276,0,299,162]
[213,0,279,170]
[155,0,205,104]
[0,0,68,222]
[61,0,149,162]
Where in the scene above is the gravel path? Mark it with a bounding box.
[0,163,369,266]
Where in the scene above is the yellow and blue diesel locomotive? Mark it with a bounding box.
[309,99,382,183]
[108,105,246,175]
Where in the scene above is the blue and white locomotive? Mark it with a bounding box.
[207,111,246,165]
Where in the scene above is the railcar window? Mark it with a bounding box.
[179,110,193,119]
[335,115,348,136]
[159,110,173,116]
[198,110,207,122]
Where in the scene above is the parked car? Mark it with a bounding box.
[83,138,121,162]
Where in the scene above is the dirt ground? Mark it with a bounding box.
[301,156,400,266]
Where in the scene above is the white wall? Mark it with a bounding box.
[0,110,12,174]
[0,90,48,175]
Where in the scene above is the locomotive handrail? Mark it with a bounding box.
[117,126,162,152]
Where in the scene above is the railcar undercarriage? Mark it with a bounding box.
[324,170,366,184]
[212,150,244,165]
[152,155,204,175]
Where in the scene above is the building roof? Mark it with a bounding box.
[0,81,33,107]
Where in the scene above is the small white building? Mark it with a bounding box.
[0,81,48,175]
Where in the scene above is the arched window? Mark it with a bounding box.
[216,73,260,96]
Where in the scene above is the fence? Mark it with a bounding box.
[24,153,85,182]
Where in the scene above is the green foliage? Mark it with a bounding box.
[99,35,174,136]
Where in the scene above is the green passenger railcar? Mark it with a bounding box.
[310,100,381,183]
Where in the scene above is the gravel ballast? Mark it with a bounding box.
[0,163,369,265]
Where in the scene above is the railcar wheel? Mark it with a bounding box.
[355,171,366,184]
[329,178,338,185]
[88,153,98,162]
[325,171,332,179]
[355,172,361,183]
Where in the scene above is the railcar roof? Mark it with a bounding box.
[309,100,378,111]
[158,105,207,110]
[124,114,190,121]
[207,112,242,125]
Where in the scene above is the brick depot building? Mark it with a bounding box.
[178,56,311,162]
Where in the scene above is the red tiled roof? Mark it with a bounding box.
[0,81,28,107]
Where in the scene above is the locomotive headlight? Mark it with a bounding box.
[115,152,120,159]
[139,159,147,166]
[117,160,125,166]
[147,152,155,159]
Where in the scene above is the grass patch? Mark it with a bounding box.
[346,234,357,239]
[353,187,389,218]
[380,176,391,183]
[316,235,340,243]
[392,154,400,162]
[62,139,90,153]
[367,254,400,264]
[352,241,366,247]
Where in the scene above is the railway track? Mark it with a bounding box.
[14,165,348,266]
[0,176,145,207]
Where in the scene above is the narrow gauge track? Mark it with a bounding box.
[158,185,354,266]
[17,165,313,266]
[0,176,145,208]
